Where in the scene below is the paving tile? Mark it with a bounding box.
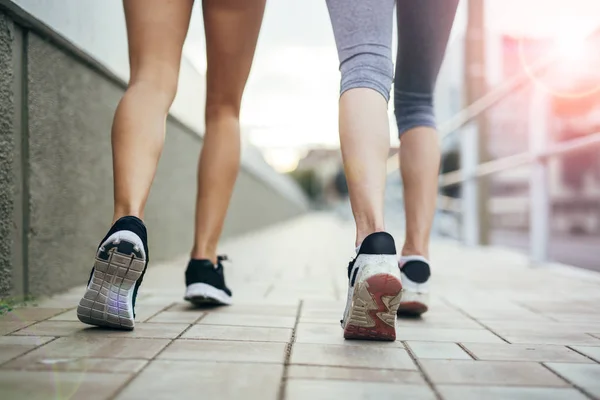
[79,323,189,339]
[287,365,425,384]
[128,305,170,322]
[3,357,147,374]
[462,343,593,363]
[0,370,131,400]
[285,379,436,400]
[498,331,600,346]
[420,360,568,386]
[291,343,417,370]
[396,328,504,343]
[158,339,286,363]
[48,309,79,321]
[545,363,600,398]
[146,311,204,324]
[35,296,82,309]
[302,300,346,312]
[203,303,299,317]
[569,346,600,362]
[301,310,343,321]
[299,316,340,325]
[182,324,291,342]
[461,308,549,321]
[437,386,589,400]
[0,336,54,364]
[12,321,188,339]
[0,320,35,335]
[295,323,404,347]
[406,342,472,360]
[9,321,83,336]
[199,313,296,328]
[397,316,483,330]
[480,320,600,334]
[3,337,169,371]
[545,313,600,323]
[0,308,69,322]
[50,307,190,324]
[117,360,283,400]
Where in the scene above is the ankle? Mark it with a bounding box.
[191,245,217,264]
[401,244,429,259]
[355,222,386,248]
[113,208,143,224]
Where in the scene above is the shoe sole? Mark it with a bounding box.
[343,273,403,341]
[77,234,146,330]
[184,283,232,306]
[397,291,429,316]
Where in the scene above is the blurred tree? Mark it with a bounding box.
[440,149,461,198]
[333,168,348,197]
[288,169,322,200]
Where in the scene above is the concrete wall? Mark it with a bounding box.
[0,13,16,296]
[0,3,307,298]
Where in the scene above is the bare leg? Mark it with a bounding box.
[327,0,403,341]
[78,0,194,330]
[112,0,193,222]
[399,128,440,257]
[325,0,396,248]
[340,90,390,247]
[190,0,266,262]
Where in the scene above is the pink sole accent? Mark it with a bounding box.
[344,274,403,341]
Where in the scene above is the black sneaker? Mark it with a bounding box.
[77,216,149,330]
[184,256,232,306]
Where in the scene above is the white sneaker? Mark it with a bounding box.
[397,255,430,316]
[341,232,403,341]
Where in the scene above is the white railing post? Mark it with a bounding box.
[461,121,480,246]
[529,86,550,263]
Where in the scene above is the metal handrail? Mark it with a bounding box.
[387,29,598,178]
[386,53,555,174]
[439,131,600,187]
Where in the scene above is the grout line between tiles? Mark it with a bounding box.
[108,323,195,400]
[277,300,303,400]
[402,340,444,400]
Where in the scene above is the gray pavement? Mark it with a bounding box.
[1,213,600,399]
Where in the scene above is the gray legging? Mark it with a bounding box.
[326,0,459,136]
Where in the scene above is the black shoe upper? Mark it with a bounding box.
[348,232,397,286]
[400,260,431,283]
[185,256,232,296]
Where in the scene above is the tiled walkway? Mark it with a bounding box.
[1,214,600,399]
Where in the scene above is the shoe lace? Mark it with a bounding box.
[215,255,230,269]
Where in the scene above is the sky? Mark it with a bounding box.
[181,0,600,171]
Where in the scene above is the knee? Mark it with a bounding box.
[394,89,436,137]
[129,64,180,106]
[339,51,393,101]
[205,93,242,122]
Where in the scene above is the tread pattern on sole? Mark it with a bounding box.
[344,273,403,341]
[77,239,145,330]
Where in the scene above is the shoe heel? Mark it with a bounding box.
[77,237,145,330]
[397,291,429,316]
[344,273,403,341]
